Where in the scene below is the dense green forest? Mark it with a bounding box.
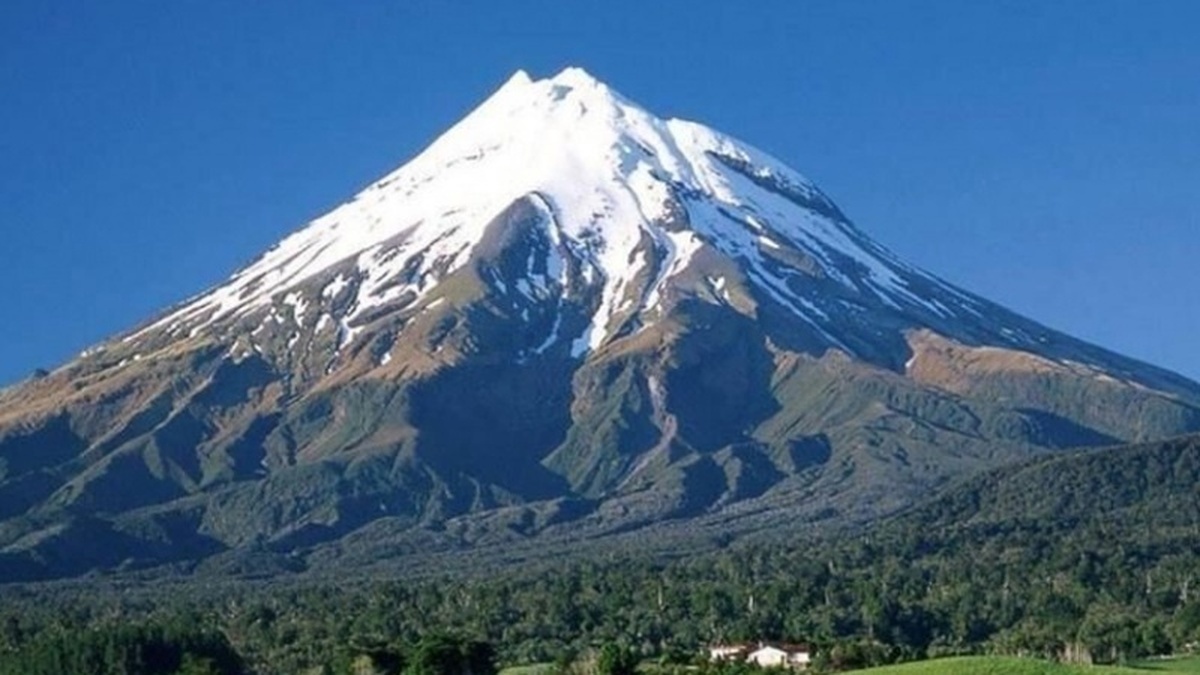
[0,436,1197,674]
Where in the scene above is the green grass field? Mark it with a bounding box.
[500,655,1200,675]
[846,656,1196,674]
[1127,657,1200,673]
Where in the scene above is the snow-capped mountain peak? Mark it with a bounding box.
[136,66,984,362]
[7,67,1200,583]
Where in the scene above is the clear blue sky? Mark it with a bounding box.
[2,1,1197,386]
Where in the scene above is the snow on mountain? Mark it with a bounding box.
[132,66,985,360]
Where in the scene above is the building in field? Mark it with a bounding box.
[745,643,812,669]
[707,643,752,661]
[708,642,812,669]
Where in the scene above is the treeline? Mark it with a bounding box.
[0,437,1197,673]
[0,620,498,675]
[0,619,242,675]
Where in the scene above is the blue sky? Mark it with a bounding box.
[1,1,1197,385]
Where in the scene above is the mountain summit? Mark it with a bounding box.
[136,66,977,362]
[2,68,1198,580]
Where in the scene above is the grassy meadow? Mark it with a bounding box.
[846,655,1200,674]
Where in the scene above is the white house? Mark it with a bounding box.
[746,644,812,669]
[708,644,751,661]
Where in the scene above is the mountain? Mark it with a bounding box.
[895,431,1200,536]
[2,67,1199,582]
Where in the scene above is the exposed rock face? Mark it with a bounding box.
[2,67,1198,581]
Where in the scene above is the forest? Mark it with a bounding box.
[0,436,1196,674]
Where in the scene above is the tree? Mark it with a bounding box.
[407,635,463,675]
[175,654,223,675]
[596,643,638,675]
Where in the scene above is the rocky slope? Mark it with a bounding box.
[2,67,1198,581]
